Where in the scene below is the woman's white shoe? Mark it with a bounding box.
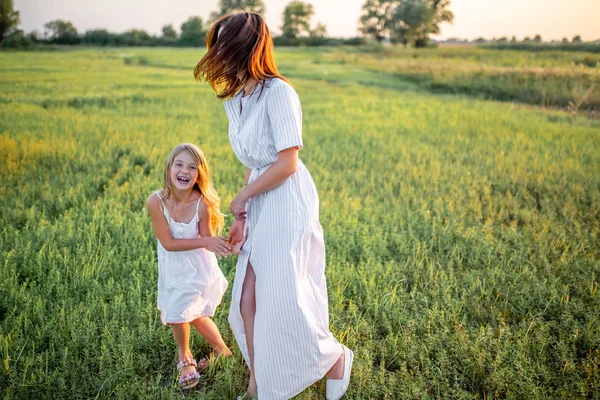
[326,345,354,400]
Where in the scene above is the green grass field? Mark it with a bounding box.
[1,47,599,399]
[323,46,600,110]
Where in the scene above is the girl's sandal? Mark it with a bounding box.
[177,358,200,389]
[196,350,232,372]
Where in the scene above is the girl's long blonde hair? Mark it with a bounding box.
[162,143,224,235]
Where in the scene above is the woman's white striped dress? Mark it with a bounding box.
[224,78,343,399]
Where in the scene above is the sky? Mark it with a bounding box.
[13,0,600,41]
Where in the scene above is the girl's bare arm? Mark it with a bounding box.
[147,194,230,256]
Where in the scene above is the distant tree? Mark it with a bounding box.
[162,24,177,40]
[281,1,314,39]
[561,37,568,44]
[26,30,39,42]
[510,35,516,43]
[118,29,151,46]
[358,0,394,42]
[533,34,542,43]
[572,35,582,43]
[209,0,266,21]
[358,0,453,47]
[475,37,485,43]
[522,36,531,43]
[496,36,507,43]
[310,22,327,38]
[0,0,20,42]
[82,29,114,45]
[0,28,36,48]
[179,16,206,46]
[393,0,454,47]
[44,19,79,44]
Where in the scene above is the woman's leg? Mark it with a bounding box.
[171,323,196,376]
[190,317,233,357]
[240,262,257,395]
[327,349,345,379]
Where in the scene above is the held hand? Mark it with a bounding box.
[228,219,245,244]
[228,220,246,255]
[230,238,244,255]
[204,236,232,259]
[230,195,247,221]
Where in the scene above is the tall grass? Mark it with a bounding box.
[483,42,600,54]
[323,46,600,110]
[1,48,599,399]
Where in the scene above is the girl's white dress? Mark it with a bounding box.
[154,192,228,325]
[224,78,343,399]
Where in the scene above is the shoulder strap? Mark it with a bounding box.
[195,195,203,216]
[155,191,170,219]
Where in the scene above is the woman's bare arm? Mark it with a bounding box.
[236,147,298,203]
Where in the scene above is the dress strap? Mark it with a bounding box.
[195,195,203,216]
[155,191,170,220]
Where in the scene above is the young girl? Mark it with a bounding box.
[146,143,234,389]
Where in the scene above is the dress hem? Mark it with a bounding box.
[281,343,344,400]
[158,307,216,326]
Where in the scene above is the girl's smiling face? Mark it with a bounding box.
[170,150,199,191]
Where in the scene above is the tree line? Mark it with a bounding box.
[5,0,590,50]
[0,0,459,48]
[1,0,367,48]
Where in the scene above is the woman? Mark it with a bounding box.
[194,12,353,400]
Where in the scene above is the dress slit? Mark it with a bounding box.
[238,257,256,362]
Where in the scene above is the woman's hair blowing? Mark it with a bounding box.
[193,11,287,99]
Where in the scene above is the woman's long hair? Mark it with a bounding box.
[163,143,224,235]
[194,11,288,99]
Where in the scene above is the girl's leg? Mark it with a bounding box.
[190,317,233,357]
[171,323,196,376]
[240,262,257,396]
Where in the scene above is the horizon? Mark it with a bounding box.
[13,0,600,42]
